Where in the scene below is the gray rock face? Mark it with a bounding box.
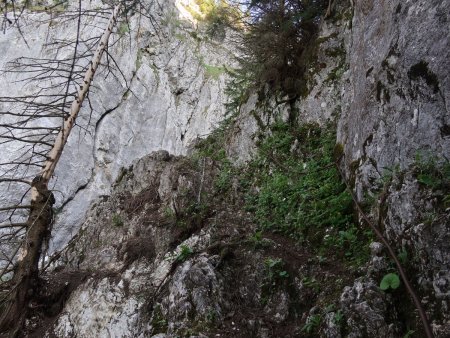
[43,152,219,337]
[323,311,342,338]
[339,0,449,175]
[337,1,450,333]
[338,0,450,200]
[340,278,398,338]
[50,277,142,338]
[161,255,224,334]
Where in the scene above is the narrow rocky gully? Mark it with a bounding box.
[0,0,448,337]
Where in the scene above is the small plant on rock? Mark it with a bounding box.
[333,309,344,326]
[112,213,124,227]
[414,152,450,191]
[265,258,289,286]
[248,230,271,249]
[163,206,175,219]
[176,245,193,262]
[151,304,168,334]
[380,272,401,291]
[302,313,321,334]
[302,276,321,292]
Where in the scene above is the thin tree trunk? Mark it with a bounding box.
[0,4,121,336]
[41,3,122,183]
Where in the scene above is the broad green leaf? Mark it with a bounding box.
[380,273,401,290]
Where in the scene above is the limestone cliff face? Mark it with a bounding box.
[1,0,449,337]
[339,2,449,335]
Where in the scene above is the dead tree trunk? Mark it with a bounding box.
[0,4,121,336]
[0,177,54,336]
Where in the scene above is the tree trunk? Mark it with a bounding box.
[0,178,54,337]
[0,4,121,336]
[41,4,121,183]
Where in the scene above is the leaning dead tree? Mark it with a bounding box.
[0,0,150,335]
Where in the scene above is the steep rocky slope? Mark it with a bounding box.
[0,0,449,337]
[32,150,365,337]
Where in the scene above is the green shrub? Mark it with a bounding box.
[248,123,341,231]
[261,257,290,301]
[151,304,168,334]
[248,230,271,249]
[176,245,193,262]
[333,310,344,326]
[302,276,320,292]
[112,213,124,227]
[414,152,450,191]
[265,258,289,284]
[244,121,370,265]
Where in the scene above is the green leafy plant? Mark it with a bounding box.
[249,122,352,235]
[302,313,321,334]
[243,121,371,266]
[380,273,401,291]
[264,258,289,288]
[151,304,168,334]
[112,213,124,227]
[302,276,320,292]
[215,161,233,192]
[163,206,175,219]
[205,309,218,324]
[403,329,416,338]
[414,152,450,190]
[398,247,408,265]
[176,245,193,262]
[248,230,271,249]
[333,310,344,326]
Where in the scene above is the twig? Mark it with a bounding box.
[197,158,206,204]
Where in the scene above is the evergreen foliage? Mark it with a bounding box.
[241,0,328,98]
[193,0,242,38]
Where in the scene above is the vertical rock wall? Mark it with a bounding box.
[338,0,449,335]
